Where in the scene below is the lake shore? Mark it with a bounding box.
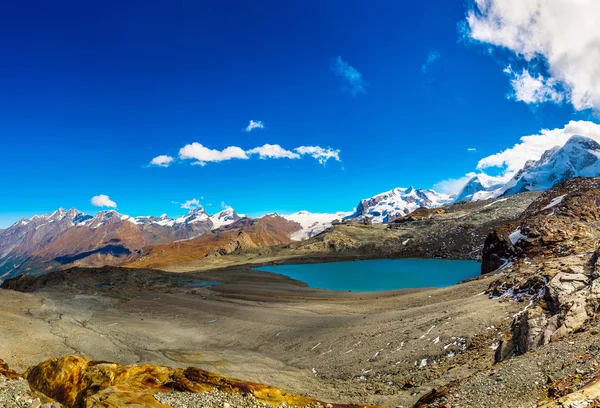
[0,264,523,406]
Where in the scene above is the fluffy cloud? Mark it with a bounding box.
[91,194,117,208]
[477,120,600,174]
[421,50,440,73]
[247,144,300,159]
[467,148,477,152]
[504,67,564,104]
[149,155,174,167]
[179,143,248,166]
[433,120,600,194]
[333,56,367,95]
[155,142,342,167]
[180,198,203,210]
[243,120,265,132]
[294,146,341,164]
[466,0,600,111]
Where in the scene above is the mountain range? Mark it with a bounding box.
[3,134,600,279]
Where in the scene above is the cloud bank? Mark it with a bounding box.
[333,56,367,95]
[477,120,600,174]
[91,194,117,208]
[466,0,600,111]
[434,120,600,194]
[151,143,341,167]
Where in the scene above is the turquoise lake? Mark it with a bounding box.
[254,259,481,292]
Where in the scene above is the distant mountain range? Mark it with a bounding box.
[3,134,600,280]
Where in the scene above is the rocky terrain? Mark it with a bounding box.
[410,177,600,407]
[0,262,525,407]
[0,355,372,408]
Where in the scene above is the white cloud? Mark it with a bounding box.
[421,50,441,73]
[179,143,248,166]
[294,146,341,164]
[333,56,367,95]
[180,198,203,210]
[467,147,477,152]
[504,67,564,104]
[434,120,600,194]
[477,120,600,174]
[466,0,600,111]
[91,194,117,208]
[243,120,265,132]
[156,142,342,167]
[247,144,300,159]
[433,173,476,194]
[149,155,174,167]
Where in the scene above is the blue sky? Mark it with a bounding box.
[0,0,597,227]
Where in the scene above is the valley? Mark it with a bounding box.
[4,138,600,407]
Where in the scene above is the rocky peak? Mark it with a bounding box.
[210,207,242,229]
[455,174,505,203]
[347,186,453,223]
[175,208,210,225]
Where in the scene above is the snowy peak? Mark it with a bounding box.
[84,210,128,229]
[346,187,453,223]
[282,210,352,241]
[455,174,506,203]
[175,208,210,225]
[209,207,242,229]
[503,135,600,196]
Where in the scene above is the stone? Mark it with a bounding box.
[24,356,375,408]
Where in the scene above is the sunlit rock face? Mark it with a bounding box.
[21,355,377,408]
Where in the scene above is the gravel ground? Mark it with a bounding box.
[0,375,60,408]
[154,389,330,408]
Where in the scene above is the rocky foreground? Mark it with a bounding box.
[414,177,600,407]
[0,355,374,408]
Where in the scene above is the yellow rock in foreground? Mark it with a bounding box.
[20,355,377,408]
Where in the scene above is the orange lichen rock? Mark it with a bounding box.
[0,358,21,380]
[25,355,378,408]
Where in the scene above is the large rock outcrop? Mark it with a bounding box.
[20,355,376,408]
[482,178,600,359]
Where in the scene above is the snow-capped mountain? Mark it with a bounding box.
[454,174,506,202]
[501,135,600,196]
[282,210,352,241]
[345,187,453,223]
[0,206,244,280]
[209,207,243,229]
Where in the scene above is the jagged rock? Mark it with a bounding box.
[482,179,600,358]
[481,229,516,274]
[512,306,551,354]
[546,272,589,311]
[0,358,20,380]
[494,333,516,363]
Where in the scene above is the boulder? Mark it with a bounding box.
[24,355,377,408]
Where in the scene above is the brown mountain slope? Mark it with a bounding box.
[126,215,301,268]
